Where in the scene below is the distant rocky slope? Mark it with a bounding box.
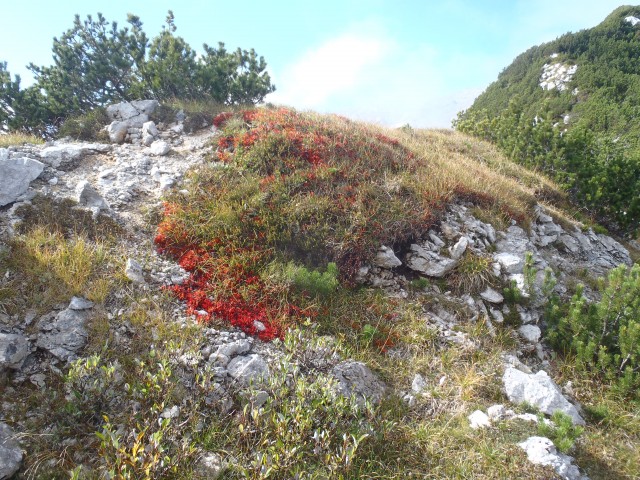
[0,103,637,478]
[455,5,640,232]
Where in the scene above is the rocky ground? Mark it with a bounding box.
[0,101,636,479]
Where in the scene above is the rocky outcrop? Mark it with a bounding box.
[106,100,159,144]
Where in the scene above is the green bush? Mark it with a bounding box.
[537,411,584,453]
[58,107,110,141]
[274,261,340,298]
[546,264,640,396]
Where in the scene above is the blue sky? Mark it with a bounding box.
[0,0,629,127]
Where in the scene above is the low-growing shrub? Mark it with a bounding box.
[58,107,110,141]
[448,250,494,293]
[546,264,640,396]
[537,411,584,454]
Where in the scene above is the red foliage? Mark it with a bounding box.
[213,112,234,129]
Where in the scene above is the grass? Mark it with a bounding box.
[3,106,637,479]
[155,107,558,340]
[0,131,44,147]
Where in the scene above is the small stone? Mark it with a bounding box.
[161,405,180,419]
[518,325,542,343]
[449,236,469,260]
[195,452,225,479]
[227,354,269,385]
[252,320,266,333]
[149,140,171,156]
[0,333,30,371]
[125,259,145,284]
[331,360,386,406]
[487,404,509,421]
[373,245,402,269]
[69,297,94,310]
[76,180,109,210]
[480,287,504,304]
[468,410,491,429]
[411,373,427,394]
[518,436,586,480]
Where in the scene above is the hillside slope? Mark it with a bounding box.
[455,5,640,233]
[0,104,638,478]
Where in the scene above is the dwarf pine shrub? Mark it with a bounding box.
[546,264,640,396]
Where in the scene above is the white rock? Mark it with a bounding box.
[494,252,523,274]
[107,121,129,143]
[227,354,270,385]
[487,404,510,421]
[411,373,427,394]
[373,245,402,269]
[0,157,45,206]
[149,140,171,156]
[518,436,588,480]
[449,236,469,260]
[480,287,504,304]
[125,258,145,284]
[503,368,584,425]
[76,180,109,210]
[214,340,251,358]
[406,244,457,278]
[468,410,491,429]
[142,121,159,138]
[0,422,22,479]
[518,324,542,343]
[625,15,640,26]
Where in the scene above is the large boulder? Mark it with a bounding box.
[373,246,402,269]
[0,157,44,206]
[503,367,584,425]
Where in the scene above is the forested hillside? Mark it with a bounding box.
[455,5,640,234]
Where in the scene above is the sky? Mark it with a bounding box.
[0,0,630,128]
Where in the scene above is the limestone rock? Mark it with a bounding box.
[142,121,159,138]
[0,157,45,206]
[37,306,90,362]
[149,140,171,156]
[518,436,588,480]
[227,354,270,385]
[76,180,109,210]
[373,246,402,269]
[468,410,491,429]
[480,287,504,304]
[518,325,542,344]
[406,244,457,277]
[69,296,94,311]
[125,259,145,284]
[0,423,22,479]
[107,121,129,143]
[449,236,469,260]
[0,333,30,371]
[331,360,386,406]
[503,368,584,425]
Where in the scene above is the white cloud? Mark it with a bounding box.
[270,24,499,128]
[269,24,392,108]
